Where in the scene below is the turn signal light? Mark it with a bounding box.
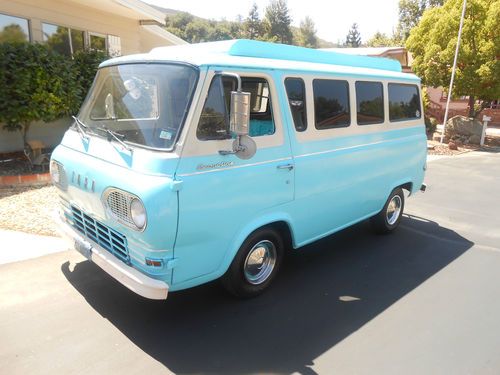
[145,258,163,267]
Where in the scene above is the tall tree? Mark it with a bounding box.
[366,31,400,47]
[406,0,500,117]
[297,16,318,48]
[244,3,262,40]
[396,0,444,41]
[344,23,361,47]
[263,0,294,44]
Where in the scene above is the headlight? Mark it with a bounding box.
[50,160,61,184]
[130,198,147,229]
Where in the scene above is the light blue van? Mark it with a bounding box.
[51,40,427,300]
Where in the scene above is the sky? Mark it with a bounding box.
[142,0,401,44]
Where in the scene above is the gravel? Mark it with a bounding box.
[427,140,480,156]
[0,185,60,237]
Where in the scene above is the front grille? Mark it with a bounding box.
[71,206,130,263]
[104,189,135,228]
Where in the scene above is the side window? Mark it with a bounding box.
[388,83,421,121]
[313,79,350,129]
[285,78,307,132]
[197,75,275,140]
[197,76,230,140]
[355,81,384,125]
[242,78,275,137]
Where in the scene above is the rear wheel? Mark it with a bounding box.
[371,188,405,234]
[222,228,284,298]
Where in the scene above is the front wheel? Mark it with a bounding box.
[370,188,405,234]
[222,228,284,298]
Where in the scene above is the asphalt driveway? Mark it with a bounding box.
[1,150,500,374]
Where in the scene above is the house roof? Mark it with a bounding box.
[67,0,187,45]
[69,0,166,24]
[101,40,419,82]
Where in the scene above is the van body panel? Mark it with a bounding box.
[51,136,179,283]
[289,126,426,245]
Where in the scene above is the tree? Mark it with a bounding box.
[366,31,401,47]
[164,12,195,41]
[297,16,318,48]
[0,43,80,149]
[406,0,500,117]
[244,3,262,40]
[344,23,361,47]
[396,0,444,41]
[263,0,294,44]
[0,24,28,43]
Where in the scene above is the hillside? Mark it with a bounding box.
[149,4,337,48]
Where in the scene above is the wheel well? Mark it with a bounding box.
[261,221,294,250]
[399,182,413,194]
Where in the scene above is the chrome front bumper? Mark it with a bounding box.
[55,210,169,300]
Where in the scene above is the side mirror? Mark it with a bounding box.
[218,72,256,159]
[230,90,251,136]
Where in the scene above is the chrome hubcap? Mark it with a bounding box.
[243,240,277,285]
[386,195,402,225]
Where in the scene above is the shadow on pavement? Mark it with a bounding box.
[62,215,473,375]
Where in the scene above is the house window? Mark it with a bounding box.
[0,13,30,43]
[285,78,307,132]
[107,35,121,57]
[42,23,84,57]
[355,81,384,125]
[388,83,421,121]
[313,79,350,129]
[89,33,106,52]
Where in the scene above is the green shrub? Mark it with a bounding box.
[72,49,107,105]
[425,116,438,134]
[0,42,107,148]
[0,43,77,145]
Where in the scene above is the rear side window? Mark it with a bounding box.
[285,78,307,132]
[355,81,384,125]
[388,83,421,121]
[313,79,350,129]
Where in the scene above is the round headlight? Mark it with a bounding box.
[130,198,146,229]
[50,160,60,184]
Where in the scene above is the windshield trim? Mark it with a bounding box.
[77,61,200,153]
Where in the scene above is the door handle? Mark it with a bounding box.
[277,163,294,171]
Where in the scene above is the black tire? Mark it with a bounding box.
[370,187,405,234]
[222,227,284,298]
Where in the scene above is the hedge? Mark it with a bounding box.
[0,42,106,147]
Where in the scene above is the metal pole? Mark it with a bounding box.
[440,0,467,143]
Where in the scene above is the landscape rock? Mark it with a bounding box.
[445,115,483,137]
[469,134,481,145]
[448,141,458,150]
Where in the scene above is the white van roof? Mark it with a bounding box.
[100,39,420,82]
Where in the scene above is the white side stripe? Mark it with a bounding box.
[178,157,292,177]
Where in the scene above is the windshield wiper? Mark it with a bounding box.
[101,127,133,152]
[72,115,89,140]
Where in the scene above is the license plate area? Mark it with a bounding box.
[74,238,92,260]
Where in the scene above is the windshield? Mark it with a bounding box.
[79,63,198,150]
